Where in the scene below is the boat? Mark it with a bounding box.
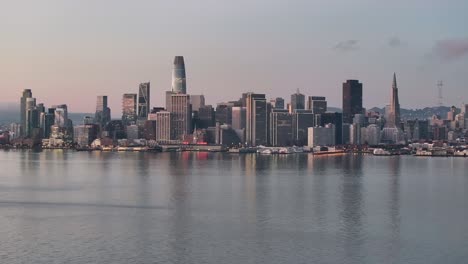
[373,148,392,156]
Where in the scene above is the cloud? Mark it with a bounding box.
[433,38,468,61]
[333,40,359,52]
[388,37,404,48]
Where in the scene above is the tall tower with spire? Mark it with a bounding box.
[386,73,401,128]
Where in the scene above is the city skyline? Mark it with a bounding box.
[1,1,467,113]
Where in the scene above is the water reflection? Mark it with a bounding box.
[339,154,365,262]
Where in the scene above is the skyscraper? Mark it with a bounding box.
[290,90,305,112]
[20,89,32,136]
[307,96,327,114]
[95,96,111,127]
[122,93,137,125]
[190,95,205,112]
[270,109,293,146]
[271,97,285,110]
[342,80,363,124]
[172,56,186,94]
[138,82,150,119]
[169,94,191,140]
[245,93,268,146]
[386,73,401,128]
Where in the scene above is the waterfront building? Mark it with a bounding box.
[122,94,137,126]
[126,125,139,141]
[245,93,268,146]
[366,124,381,145]
[306,96,327,114]
[169,94,191,140]
[155,111,172,142]
[290,90,305,112]
[308,124,335,147]
[95,96,111,127]
[74,124,99,147]
[25,98,37,137]
[342,80,363,124]
[318,112,343,145]
[292,110,314,146]
[269,109,293,147]
[20,89,32,137]
[9,123,22,139]
[143,120,157,140]
[172,56,187,94]
[349,124,362,145]
[138,82,150,120]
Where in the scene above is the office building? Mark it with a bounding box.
[290,90,305,112]
[169,94,191,140]
[190,95,205,112]
[245,93,268,146]
[307,96,327,114]
[270,97,285,110]
[342,80,363,123]
[155,111,172,142]
[172,56,187,94]
[308,124,335,147]
[270,109,293,146]
[231,107,246,130]
[138,82,150,119]
[122,94,137,125]
[215,103,234,125]
[95,96,111,127]
[366,124,381,145]
[318,112,343,145]
[292,110,314,146]
[74,124,99,147]
[20,89,32,137]
[196,105,215,129]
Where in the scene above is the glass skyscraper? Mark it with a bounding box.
[172,56,186,94]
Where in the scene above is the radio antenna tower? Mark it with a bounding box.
[437,81,443,107]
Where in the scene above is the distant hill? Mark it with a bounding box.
[369,106,454,120]
[0,103,92,126]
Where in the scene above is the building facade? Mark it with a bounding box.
[342,80,363,124]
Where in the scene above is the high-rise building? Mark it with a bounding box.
[245,93,268,146]
[95,96,111,127]
[232,107,246,130]
[122,93,137,126]
[292,110,314,146]
[24,98,37,137]
[52,105,68,128]
[20,89,32,137]
[386,73,401,128]
[215,103,234,125]
[74,124,99,147]
[138,82,150,119]
[342,80,363,124]
[155,111,172,142]
[190,95,205,112]
[307,96,327,114]
[318,112,343,145]
[270,97,285,110]
[308,124,335,147]
[290,90,305,112]
[172,56,187,94]
[196,105,215,129]
[169,94,191,140]
[270,109,293,146]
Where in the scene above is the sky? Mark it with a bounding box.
[1,0,468,114]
